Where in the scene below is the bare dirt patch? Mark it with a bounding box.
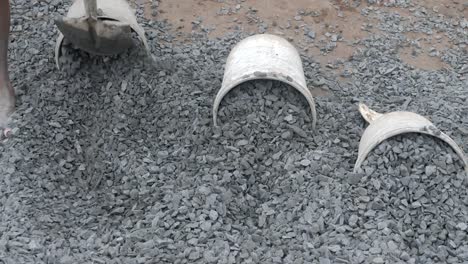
[152,0,376,69]
[132,0,461,71]
[413,0,467,19]
[398,31,452,70]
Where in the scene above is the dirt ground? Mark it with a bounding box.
[133,0,466,71]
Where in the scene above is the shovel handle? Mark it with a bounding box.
[0,0,11,79]
[84,0,98,19]
[83,0,99,48]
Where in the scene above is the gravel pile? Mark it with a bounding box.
[349,134,468,263]
[0,0,467,263]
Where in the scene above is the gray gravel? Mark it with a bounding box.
[1,0,467,263]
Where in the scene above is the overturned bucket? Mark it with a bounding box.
[54,0,151,70]
[354,103,468,173]
[212,34,317,129]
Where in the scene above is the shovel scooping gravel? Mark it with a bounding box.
[54,0,151,70]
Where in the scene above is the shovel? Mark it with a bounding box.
[54,0,151,69]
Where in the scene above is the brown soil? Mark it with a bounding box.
[131,0,462,71]
[413,0,467,19]
[399,32,452,70]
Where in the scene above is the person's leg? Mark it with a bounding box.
[0,0,15,129]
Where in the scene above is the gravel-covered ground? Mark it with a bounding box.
[0,0,467,263]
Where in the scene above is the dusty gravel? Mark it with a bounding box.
[0,0,467,263]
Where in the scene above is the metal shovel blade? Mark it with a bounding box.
[55,17,133,56]
[55,0,151,70]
